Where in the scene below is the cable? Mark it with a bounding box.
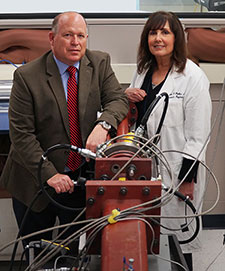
[142,82,222,241]
[2,90,221,268]
[203,79,225,271]
[0,59,19,67]
[1,150,217,269]
[8,143,94,271]
[161,149,220,217]
[76,222,108,270]
[53,255,77,271]
[109,134,173,184]
[135,92,169,142]
[96,131,219,219]
[106,145,219,245]
[202,78,225,211]
[115,190,199,245]
[27,215,109,271]
[38,143,94,212]
[118,216,188,271]
[162,185,200,244]
[27,208,86,271]
[8,189,43,271]
[0,218,93,254]
[175,78,225,216]
[18,245,29,271]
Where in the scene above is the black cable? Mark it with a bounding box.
[136,92,169,145]
[18,245,29,271]
[9,143,86,271]
[8,189,43,271]
[29,212,86,270]
[33,218,106,271]
[152,93,169,144]
[38,143,84,212]
[75,222,108,271]
[163,186,200,244]
[135,92,169,175]
[54,255,78,271]
[21,143,95,270]
[62,221,108,271]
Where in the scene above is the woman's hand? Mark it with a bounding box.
[125,88,147,103]
[178,181,194,200]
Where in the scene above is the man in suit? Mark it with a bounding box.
[0,12,128,248]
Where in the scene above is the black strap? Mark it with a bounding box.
[178,157,199,183]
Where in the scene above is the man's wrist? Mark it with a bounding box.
[97,121,111,131]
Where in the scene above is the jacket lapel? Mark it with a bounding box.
[78,53,92,125]
[46,52,70,139]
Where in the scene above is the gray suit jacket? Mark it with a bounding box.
[0,50,128,211]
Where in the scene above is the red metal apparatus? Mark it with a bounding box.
[86,180,161,270]
[86,104,161,270]
[86,155,161,270]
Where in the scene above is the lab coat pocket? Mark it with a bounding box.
[163,99,183,128]
[160,159,181,187]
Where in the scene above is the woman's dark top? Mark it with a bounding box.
[136,68,167,128]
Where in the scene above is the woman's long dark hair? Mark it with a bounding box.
[137,11,187,74]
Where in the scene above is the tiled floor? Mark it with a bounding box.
[193,229,225,271]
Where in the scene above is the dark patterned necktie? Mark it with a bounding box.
[66,66,82,171]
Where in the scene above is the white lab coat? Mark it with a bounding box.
[129,59,212,252]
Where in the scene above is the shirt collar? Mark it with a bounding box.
[53,55,80,76]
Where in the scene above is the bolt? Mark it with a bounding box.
[142,187,150,195]
[131,107,136,114]
[100,174,109,180]
[97,186,105,195]
[87,197,95,206]
[120,187,128,195]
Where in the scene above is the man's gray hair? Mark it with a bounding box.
[51,11,87,34]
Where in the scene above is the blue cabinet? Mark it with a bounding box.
[0,80,12,133]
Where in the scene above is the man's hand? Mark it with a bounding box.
[178,181,194,200]
[47,173,74,194]
[85,124,108,153]
[125,88,147,103]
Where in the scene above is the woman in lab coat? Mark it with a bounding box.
[125,11,211,270]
